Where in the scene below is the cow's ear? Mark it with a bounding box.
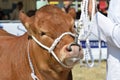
[19,11,33,35]
[68,8,76,19]
[19,11,31,30]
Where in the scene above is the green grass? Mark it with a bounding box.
[72,61,106,80]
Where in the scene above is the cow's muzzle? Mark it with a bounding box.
[61,42,83,67]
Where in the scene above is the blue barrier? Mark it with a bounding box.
[80,40,107,48]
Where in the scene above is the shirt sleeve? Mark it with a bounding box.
[95,12,120,48]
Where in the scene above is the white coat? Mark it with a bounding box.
[94,0,120,80]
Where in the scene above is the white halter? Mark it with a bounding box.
[32,32,76,68]
[27,32,76,80]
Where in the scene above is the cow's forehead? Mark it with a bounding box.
[37,5,66,15]
[36,5,73,24]
[33,5,74,31]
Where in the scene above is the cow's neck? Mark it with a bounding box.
[28,40,72,80]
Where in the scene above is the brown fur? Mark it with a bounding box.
[0,29,16,36]
[0,5,83,80]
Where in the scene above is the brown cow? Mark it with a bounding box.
[0,5,83,80]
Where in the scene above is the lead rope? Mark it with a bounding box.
[85,0,96,68]
[77,0,102,67]
[77,0,95,67]
[27,41,39,80]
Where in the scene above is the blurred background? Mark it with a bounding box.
[0,0,109,20]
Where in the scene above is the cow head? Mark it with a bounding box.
[19,5,83,70]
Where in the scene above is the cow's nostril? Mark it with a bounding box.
[79,47,81,51]
[66,46,72,52]
[67,42,81,52]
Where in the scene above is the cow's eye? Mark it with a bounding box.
[40,32,46,36]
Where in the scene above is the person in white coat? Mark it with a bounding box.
[88,0,120,80]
